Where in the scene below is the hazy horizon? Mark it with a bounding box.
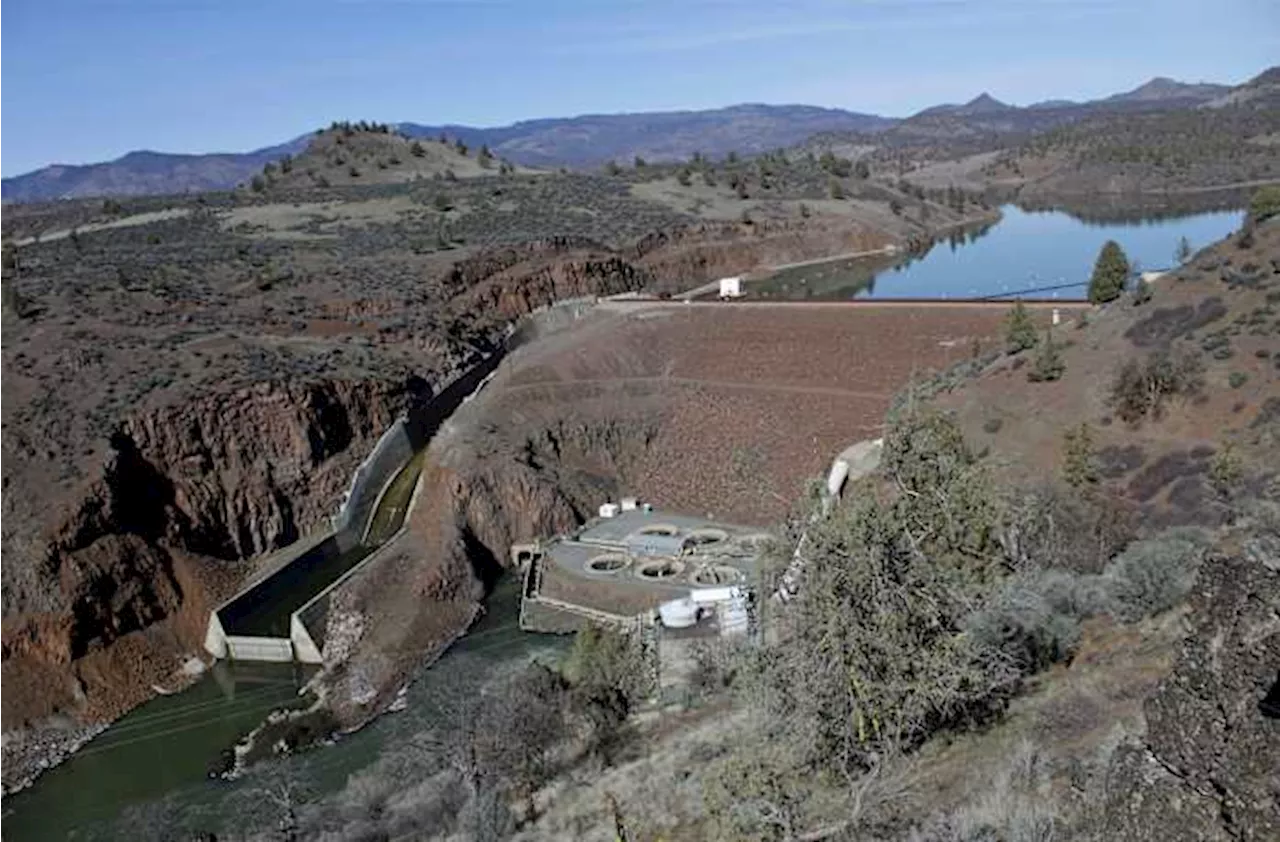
[4,0,1277,176]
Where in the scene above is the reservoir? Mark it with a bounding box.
[750,204,1245,301]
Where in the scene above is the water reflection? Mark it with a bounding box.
[750,204,1243,302]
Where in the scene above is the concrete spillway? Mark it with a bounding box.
[205,349,509,664]
[203,296,600,665]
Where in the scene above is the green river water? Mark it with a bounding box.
[3,442,568,841]
[3,579,565,840]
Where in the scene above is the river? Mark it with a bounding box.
[749,204,1244,300]
[3,578,567,840]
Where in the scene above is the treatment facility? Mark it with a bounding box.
[517,500,766,637]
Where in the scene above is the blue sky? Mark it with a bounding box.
[3,0,1277,176]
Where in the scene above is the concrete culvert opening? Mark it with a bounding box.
[636,524,681,537]
[636,558,685,580]
[585,554,631,574]
[690,564,743,586]
[684,528,728,548]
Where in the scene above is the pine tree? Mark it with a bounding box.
[1088,240,1129,304]
[1003,300,1037,354]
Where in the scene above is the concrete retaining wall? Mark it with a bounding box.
[206,298,602,663]
[333,420,414,541]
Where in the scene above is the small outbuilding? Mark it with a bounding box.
[718,277,743,299]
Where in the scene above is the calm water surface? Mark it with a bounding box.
[5,580,564,840]
[752,205,1244,301]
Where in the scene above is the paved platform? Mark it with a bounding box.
[534,509,770,616]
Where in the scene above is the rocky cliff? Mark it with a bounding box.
[1,376,423,734]
[1096,550,1280,841]
[0,233,673,788]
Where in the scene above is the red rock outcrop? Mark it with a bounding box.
[630,218,898,289]
[2,376,422,733]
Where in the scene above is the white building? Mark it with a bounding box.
[718,277,743,298]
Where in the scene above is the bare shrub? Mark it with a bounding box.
[999,484,1136,575]
[925,739,1059,842]
[1109,347,1205,424]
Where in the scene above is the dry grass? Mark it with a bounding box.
[219,195,419,235]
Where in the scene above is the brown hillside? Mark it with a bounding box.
[934,216,1280,528]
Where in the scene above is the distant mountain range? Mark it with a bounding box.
[2,71,1270,204]
[397,104,892,169]
[1102,76,1230,104]
[2,137,311,204]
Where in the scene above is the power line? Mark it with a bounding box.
[977,281,1087,300]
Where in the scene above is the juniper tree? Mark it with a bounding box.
[0,240,18,316]
[752,410,1015,774]
[1003,300,1037,354]
[1028,328,1065,382]
[1248,184,1280,224]
[1088,240,1129,304]
[1133,277,1153,306]
[1174,236,1192,265]
[1061,423,1099,489]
